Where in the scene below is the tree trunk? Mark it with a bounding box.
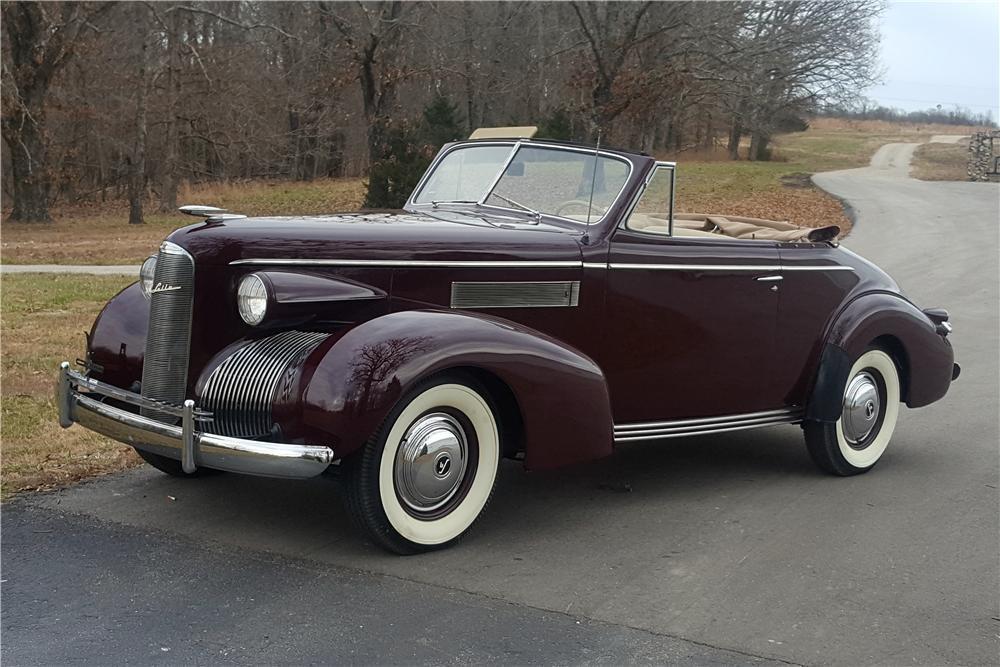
[2,111,52,222]
[727,119,742,160]
[128,13,150,225]
[158,9,180,213]
[749,130,770,161]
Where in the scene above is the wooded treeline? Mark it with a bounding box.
[2,0,884,223]
[822,103,995,127]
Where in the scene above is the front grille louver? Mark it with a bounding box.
[140,242,195,423]
[199,331,329,438]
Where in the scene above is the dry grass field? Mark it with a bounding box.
[911,142,969,181]
[1,274,139,498]
[0,119,989,497]
[1,178,367,266]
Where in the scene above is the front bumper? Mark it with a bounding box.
[57,362,334,478]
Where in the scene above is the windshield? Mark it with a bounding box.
[412,144,512,204]
[412,143,631,223]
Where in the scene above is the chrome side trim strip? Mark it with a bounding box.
[614,408,803,442]
[230,258,855,273]
[616,407,797,431]
[610,263,780,271]
[608,264,854,272]
[230,258,582,268]
[450,281,580,308]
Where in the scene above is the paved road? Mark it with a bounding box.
[4,145,998,665]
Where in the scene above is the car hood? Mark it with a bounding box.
[166,210,584,266]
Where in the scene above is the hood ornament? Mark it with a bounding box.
[178,204,247,222]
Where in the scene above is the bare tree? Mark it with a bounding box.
[322,1,410,169]
[1,0,900,218]
[723,0,884,160]
[1,1,112,222]
[127,3,151,224]
[569,1,691,139]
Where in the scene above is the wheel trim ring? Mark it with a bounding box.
[394,412,471,514]
[842,370,885,448]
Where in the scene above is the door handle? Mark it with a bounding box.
[754,275,783,282]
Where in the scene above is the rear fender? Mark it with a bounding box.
[294,310,614,470]
[805,292,954,421]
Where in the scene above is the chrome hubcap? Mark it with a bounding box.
[394,413,468,512]
[842,371,881,447]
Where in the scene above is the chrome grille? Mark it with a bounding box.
[199,330,329,438]
[140,241,195,423]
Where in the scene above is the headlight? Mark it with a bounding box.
[237,273,269,325]
[139,255,157,299]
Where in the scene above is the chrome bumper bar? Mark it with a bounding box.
[56,362,334,479]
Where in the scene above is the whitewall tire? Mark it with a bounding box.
[804,348,901,476]
[345,373,500,554]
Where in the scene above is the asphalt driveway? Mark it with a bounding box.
[4,143,998,665]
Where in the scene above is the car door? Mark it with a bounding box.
[601,165,782,425]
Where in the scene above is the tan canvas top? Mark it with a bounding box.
[468,126,538,140]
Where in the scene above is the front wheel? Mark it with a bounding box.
[804,348,901,476]
[345,374,500,554]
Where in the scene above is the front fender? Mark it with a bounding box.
[293,310,614,470]
[86,282,147,389]
[806,292,954,421]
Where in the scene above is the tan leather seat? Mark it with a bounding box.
[628,212,839,242]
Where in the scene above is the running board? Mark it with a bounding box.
[613,408,803,442]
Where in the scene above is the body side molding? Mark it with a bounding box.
[614,407,803,442]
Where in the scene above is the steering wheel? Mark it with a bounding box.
[555,199,609,217]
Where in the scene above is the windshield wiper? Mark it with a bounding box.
[489,193,541,222]
[420,207,503,229]
[431,199,478,208]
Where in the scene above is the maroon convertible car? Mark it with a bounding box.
[58,127,959,553]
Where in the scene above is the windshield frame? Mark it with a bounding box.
[406,140,634,226]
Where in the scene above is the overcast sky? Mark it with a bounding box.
[866,0,999,120]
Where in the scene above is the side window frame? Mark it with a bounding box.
[621,161,676,236]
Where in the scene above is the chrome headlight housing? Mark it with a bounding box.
[139,255,157,299]
[237,273,269,325]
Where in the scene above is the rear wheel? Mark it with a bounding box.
[804,348,901,476]
[345,373,500,554]
[135,449,222,478]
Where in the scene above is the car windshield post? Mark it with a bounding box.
[667,163,676,235]
[476,141,521,206]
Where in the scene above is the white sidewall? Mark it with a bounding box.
[836,350,900,469]
[378,383,499,545]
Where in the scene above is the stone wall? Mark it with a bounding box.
[968,130,1000,182]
